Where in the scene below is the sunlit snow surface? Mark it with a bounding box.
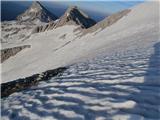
[1,1,159,83]
[1,2,160,120]
[1,41,160,120]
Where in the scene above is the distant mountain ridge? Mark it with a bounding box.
[32,5,97,33]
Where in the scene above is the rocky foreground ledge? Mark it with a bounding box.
[1,67,66,98]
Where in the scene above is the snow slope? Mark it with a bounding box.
[1,1,160,120]
[1,43,160,119]
[1,25,79,82]
[1,1,159,83]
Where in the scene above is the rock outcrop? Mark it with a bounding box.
[1,67,66,98]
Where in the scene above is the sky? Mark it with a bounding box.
[1,0,144,14]
[52,1,144,14]
[1,0,145,21]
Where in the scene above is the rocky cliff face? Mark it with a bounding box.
[55,6,96,29]
[16,1,57,24]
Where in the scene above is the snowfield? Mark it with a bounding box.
[1,40,160,120]
[1,2,159,83]
[1,1,160,120]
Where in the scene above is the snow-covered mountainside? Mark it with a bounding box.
[1,21,34,44]
[32,6,96,33]
[2,43,160,119]
[1,1,160,120]
[1,2,159,83]
[0,1,58,44]
[16,1,57,24]
[81,9,131,36]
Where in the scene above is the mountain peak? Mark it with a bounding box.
[55,6,96,29]
[68,6,77,9]
[67,6,78,12]
[66,6,90,18]
[16,1,57,24]
[30,1,43,10]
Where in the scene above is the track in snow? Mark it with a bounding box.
[1,42,160,120]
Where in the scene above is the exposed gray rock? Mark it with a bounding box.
[16,1,57,24]
[1,45,31,63]
[1,67,66,98]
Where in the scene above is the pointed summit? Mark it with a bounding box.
[31,1,42,8]
[17,1,57,24]
[55,6,96,28]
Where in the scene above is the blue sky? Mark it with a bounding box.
[1,0,145,14]
[50,0,144,14]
